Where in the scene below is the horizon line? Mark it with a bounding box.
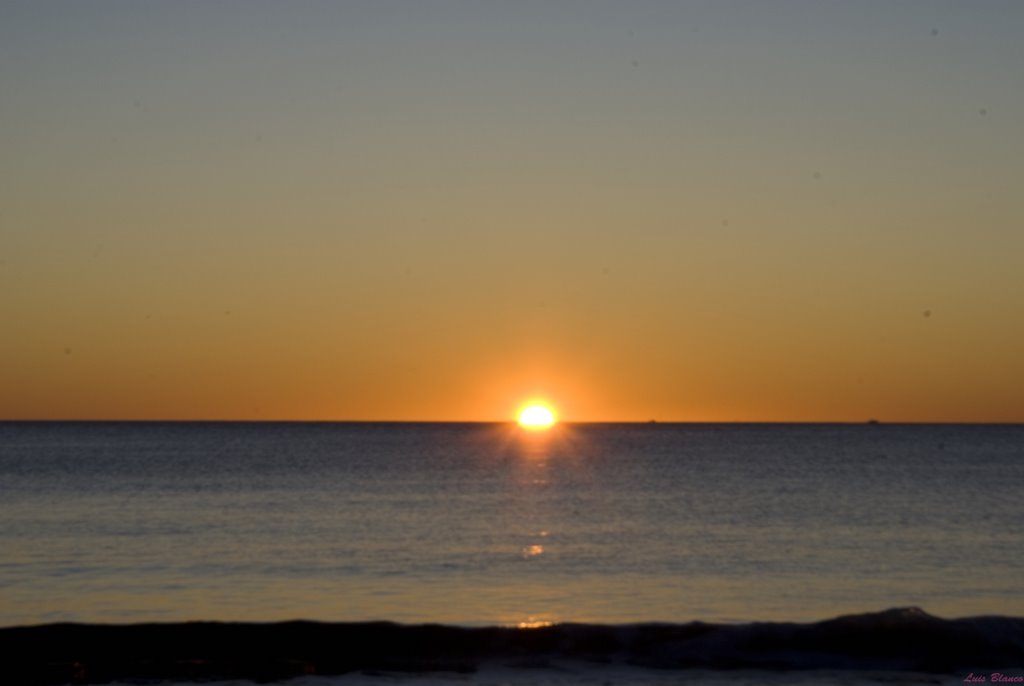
[1,419,1021,426]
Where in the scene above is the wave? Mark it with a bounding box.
[3,608,1023,684]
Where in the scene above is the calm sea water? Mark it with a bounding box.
[1,422,1022,628]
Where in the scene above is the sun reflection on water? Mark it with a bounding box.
[497,423,592,632]
[514,617,554,629]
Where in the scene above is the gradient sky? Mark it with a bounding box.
[2,1,1022,422]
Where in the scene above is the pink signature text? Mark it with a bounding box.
[965,674,1024,684]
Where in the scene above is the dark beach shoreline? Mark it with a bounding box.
[3,608,1023,684]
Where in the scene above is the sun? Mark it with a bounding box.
[517,403,557,431]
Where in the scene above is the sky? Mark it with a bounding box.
[1,1,1022,422]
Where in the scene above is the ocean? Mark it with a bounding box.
[1,421,1022,684]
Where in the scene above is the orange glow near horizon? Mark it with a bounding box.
[3,4,1023,424]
